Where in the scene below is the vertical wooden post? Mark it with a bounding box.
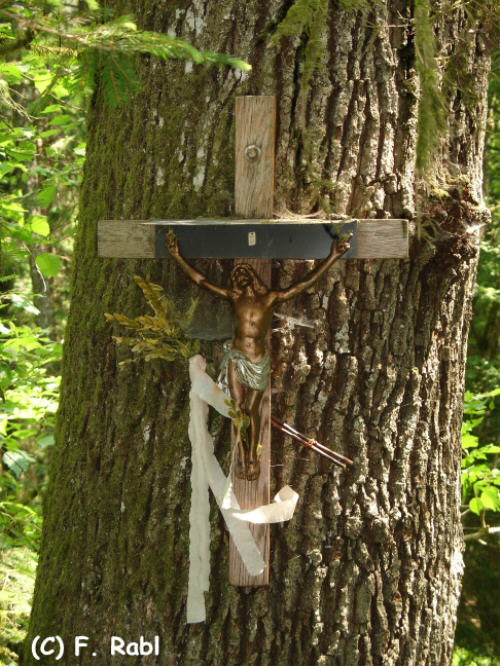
[229,95,276,586]
[234,96,276,219]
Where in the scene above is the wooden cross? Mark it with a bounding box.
[98,95,408,587]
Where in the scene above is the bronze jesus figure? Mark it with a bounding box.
[166,232,351,481]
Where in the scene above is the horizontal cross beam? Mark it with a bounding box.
[97,219,409,260]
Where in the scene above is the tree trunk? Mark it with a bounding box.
[25,2,491,665]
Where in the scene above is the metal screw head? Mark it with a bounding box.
[244,144,261,162]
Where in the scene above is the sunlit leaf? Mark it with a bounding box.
[37,434,55,449]
[7,294,40,315]
[35,185,57,207]
[461,432,479,449]
[35,253,61,277]
[2,450,35,478]
[0,62,25,82]
[33,72,53,94]
[40,104,63,114]
[469,497,483,515]
[49,114,73,126]
[30,215,50,236]
[480,486,500,511]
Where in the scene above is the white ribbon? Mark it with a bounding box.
[187,355,298,624]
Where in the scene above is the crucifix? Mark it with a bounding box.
[98,95,408,587]
[164,230,350,483]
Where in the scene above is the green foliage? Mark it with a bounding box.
[452,646,500,666]
[467,55,500,390]
[0,548,37,663]
[0,53,85,292]
[0,5,251,660]
[455,528,500,660]
[0,5,250,111]
[454,57,500,664]
[0,0,252,559]
[461,389,500,530]
[105,275,200,364]
[461,60,500,544]
[0,317,61,551]
[34,253,61,278]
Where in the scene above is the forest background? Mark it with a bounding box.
[0,1,498,664]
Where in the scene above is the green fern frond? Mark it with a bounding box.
[96,52,138,108]
[0,7,251,110]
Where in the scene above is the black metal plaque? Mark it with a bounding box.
[151,221,357,260]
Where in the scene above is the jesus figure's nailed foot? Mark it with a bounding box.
[246,458,260,482]
[235,456,247,480]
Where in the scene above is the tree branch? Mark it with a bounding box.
[464,526,500,542]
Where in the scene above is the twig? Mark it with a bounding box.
[271,415,353,469]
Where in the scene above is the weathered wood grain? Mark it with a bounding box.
[234,96,276,218]
[97,220,155,258]
[98,219,409,259]
[228,96,276,586]
[357,219,408,258]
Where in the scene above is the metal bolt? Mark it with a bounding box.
[244,144,261,162]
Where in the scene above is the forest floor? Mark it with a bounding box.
[0,549,36,665]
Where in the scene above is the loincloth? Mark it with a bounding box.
[218,341,270,392]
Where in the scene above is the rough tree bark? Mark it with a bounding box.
[25,1,491,665]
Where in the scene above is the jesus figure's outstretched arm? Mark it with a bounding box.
[165,233,230,300]
[271,236,351,304]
